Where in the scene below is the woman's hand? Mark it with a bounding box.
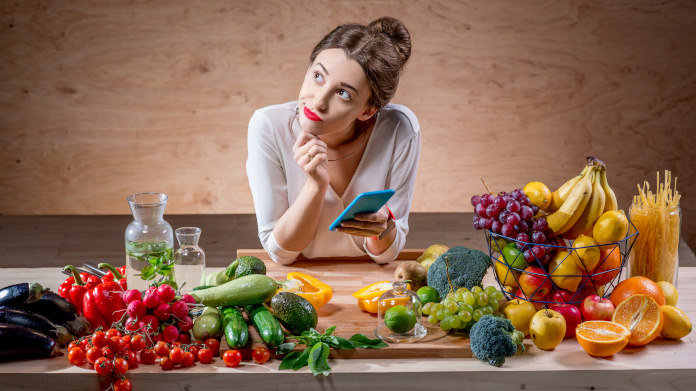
[293,131,329,188]
[335,206,390,238]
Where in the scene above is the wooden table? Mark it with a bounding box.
[1,259,695,390]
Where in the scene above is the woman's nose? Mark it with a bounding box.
[314,86,330,111]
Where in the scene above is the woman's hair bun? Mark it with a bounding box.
[369,17,411,66]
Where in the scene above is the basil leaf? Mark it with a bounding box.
[323,325,336,336]
[138,265,156,280]
[308,342,331,376]
[291,348,311,371]
[278,351,301,371]
[329,336,355,350]
[275,342,296,356]
[349,334,388,349]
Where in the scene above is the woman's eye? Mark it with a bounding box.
[337,90,351,100]
[313,72,324,83]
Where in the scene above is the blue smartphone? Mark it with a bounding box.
[329,189,395,231]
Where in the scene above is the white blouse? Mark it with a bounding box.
[246,101,421,265]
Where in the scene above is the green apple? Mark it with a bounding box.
[500,299,537,336]
[529,308,566,350]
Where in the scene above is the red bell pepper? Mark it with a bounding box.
[83,288,109,331]
[93,263,127,324]
[59,269,100,301]
[99,264,127,290]
[62,266,88,314]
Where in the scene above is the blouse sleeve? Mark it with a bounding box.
[246,110,301,265]
[363,118,421,264]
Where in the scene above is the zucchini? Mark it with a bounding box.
[244,304,284,347]
[190,274,278,307]
[192,285,215,291]
[219,306,248,349]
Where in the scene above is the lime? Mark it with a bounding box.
[416,286,439,305]
[503,242,527,270]
[384,305,417,334]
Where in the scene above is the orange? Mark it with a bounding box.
[576,321,631,357]
[591,248,622,286]
[609,276,665,307]
[612,294,664,346]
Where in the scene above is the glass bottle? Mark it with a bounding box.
[125,192,174,293]
[628,202,681,286]
[375,281,427,343]
[173,227,206,295]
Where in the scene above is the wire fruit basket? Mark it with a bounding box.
[487,219,639,306]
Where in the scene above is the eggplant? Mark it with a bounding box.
[0,323,62,359]
[0,283,45,308]
[8,291,92,337]
[0,307,75,347]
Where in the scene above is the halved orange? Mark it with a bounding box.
[576,321,631,357]
[611,294,664,346]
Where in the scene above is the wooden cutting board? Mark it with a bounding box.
[236,249,473,359]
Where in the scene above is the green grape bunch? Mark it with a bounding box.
[422,285,506,332]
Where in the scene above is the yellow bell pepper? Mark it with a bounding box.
[283,272,333,310]
[353,280,410,313]
[358,296,411,314]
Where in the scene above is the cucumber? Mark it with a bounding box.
[219,306,248,349]
[245,304,284,347]
[190,274,278,307]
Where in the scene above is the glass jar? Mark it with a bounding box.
[125,192,174,292]
[374,281,427,343]
[173,227,206,295]
[628,202,681,286]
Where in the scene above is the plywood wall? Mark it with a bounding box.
[1,1,695,249]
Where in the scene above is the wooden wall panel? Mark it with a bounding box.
[1,1,695,249]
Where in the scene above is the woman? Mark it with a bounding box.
[246,17,420,265]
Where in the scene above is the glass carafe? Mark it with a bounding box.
[173,227,206,295]
[125,192,174,292]
[375,281,427,343]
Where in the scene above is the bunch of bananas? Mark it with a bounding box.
[540,157,618,239]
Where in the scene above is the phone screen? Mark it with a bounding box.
[329,189,395,231]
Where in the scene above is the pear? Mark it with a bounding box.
[394,261,427,292]
[417,244,449,271]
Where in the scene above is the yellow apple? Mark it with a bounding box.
[549,251,582,292]
[500,299,537,336]
[494,255,521,288]
[530,308,566,350]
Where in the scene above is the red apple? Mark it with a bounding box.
[547,289,582,307]
[515,288,546,310]
[580,295,615,321]
[519,266,553,300]
[549,303,582,339]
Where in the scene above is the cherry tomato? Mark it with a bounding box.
[139,348,157,365]
[223,349,242,367]
[171,341,182,348]
[94,357,113,375]
[129,334,146,352]
[108,336,129,354]
[126,350,138,369]
[197,348,213,364]
[204,338,220,356]
[79,338,92,350]
[101,346,115,360]
[160,356,174,370]
[68,341,80,351]
[68,347,86,366]
[169,347,185,364]
[252,346,270,364]
[154,341,170,357]
[121,334,131,344]
[187,345,200,361]
[91,331,108,348]
[113,357,129,375]
[113,378,132,391]
[106,328,122,339]
[180,351,195,367]
[86,346,102,364]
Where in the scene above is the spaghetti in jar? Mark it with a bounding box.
[628,171,681,286]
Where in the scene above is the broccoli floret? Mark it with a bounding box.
[426,246,491,299]
[225,256,266,279]
[470,314,525,367]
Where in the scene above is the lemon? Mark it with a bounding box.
[656,281,678,306]
[384,305,417,334]
[571,234,601,271]
[416,286,439,305]
[592,210,629,250]
[660,305,692,339]
[495,255,521,288]
[523,181,552,210]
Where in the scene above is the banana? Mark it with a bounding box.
[600,167,618,212]
[545,165,595,236]
[544,165,589,213]
[561,168,606,240]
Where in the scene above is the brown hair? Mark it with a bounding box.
[309,17,411,109]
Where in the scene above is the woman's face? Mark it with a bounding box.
[298,48,375,137]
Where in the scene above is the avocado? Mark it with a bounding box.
[270,292,318,335]
[226,256,267,279]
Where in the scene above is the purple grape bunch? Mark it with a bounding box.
[472,189,559,266]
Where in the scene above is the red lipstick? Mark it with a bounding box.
[304,106,322,122]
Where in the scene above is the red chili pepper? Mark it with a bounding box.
[62,266,89,314]
[83,288,109,331]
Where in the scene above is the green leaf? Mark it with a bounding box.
[323,326,336,336]
[278,351,302,371]
[290,348,311,371]
[275,343,296,356]
[349,334,388,349]
[139,265,156,280]
[308,342,331,376]
[328,336,354,350]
